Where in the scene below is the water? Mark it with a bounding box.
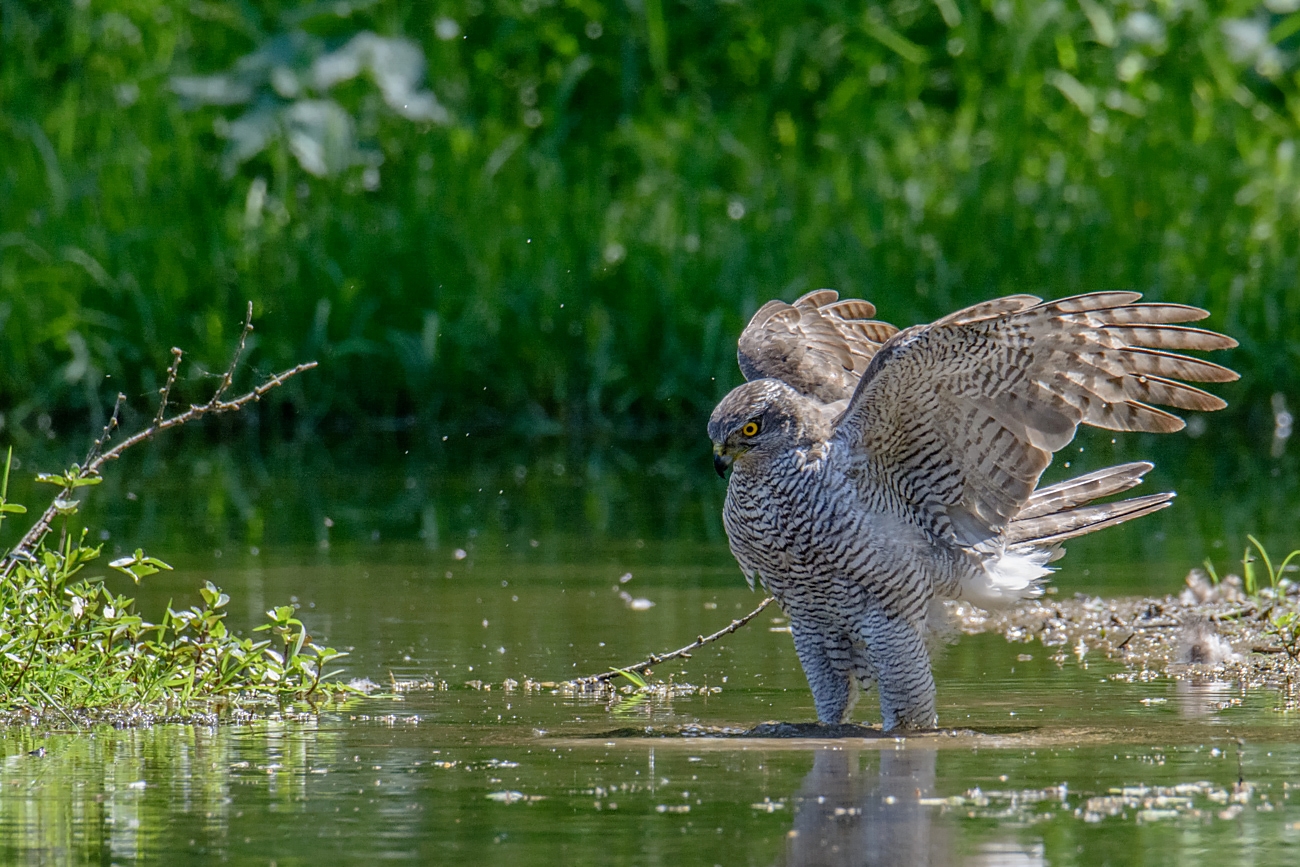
[1,432,1298,864]
[3,586,1298,864]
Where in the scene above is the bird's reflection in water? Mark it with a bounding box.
[783,748,947,867]
[1174,679,1235,719]
[782,748,1044,867]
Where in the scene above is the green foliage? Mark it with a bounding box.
[1241,533,1300,595]
[1268,609,1300,664]
[109,547,174,583]
[610,666,648,689]
[0,450,28,532]
[1205,534,1300,595]
[2,1,1298,434]
[0,454,347,715]
[608,667,651,716]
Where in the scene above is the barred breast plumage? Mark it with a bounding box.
[708,290,1237,731]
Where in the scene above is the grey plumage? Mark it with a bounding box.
[709,290,1237,731]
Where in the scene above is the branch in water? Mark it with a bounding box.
[568,596,776,688]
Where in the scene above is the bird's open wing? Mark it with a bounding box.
[737,290,899,404]
[831,292,1238,548]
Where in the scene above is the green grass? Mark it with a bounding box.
[1204,533,1300,596]
[2,1,1299,437]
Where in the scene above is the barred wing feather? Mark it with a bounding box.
[832,292,1237,550]
[737,290,899,404]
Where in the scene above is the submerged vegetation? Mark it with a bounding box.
[0,310,344,721]
[2,1,1300,436]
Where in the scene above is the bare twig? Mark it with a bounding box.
[153,347,184,427]
[84,393,127,467]
[214,302,255,404]
[0,309,315,581]
[568,596,776,687]
[93,361,317,470]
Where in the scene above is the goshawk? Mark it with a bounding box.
[708,291,1237,731]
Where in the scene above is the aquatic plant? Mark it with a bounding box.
[1266,610,1300,667]
[0,307,346,719]
[1241,535,1300,597]
[610,667,649,690]
[1204,535,1300,596]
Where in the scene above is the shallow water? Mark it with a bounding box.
[1,433,1298,864]
[3,563,1299,865]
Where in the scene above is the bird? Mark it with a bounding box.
[708,290,1237,731]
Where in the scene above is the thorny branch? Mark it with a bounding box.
[1,302,315,580]
[568,596,776,688]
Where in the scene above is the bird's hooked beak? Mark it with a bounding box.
[712,443,733,478]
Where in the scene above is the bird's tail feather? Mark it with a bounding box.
[957,463,1172,609]
[1015,461,1154,520]
[1007,461,1173,548]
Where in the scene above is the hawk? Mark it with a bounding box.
[708,290,1237,731]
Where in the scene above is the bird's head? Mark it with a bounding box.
[707,379,823,477]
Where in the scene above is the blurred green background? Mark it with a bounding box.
[2,0,1298,442]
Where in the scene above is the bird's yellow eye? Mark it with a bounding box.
[742,421,760,437]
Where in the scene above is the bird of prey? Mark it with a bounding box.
[708,290,1237,731]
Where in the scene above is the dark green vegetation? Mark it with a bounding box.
[0,323,344,718]
[0,518,344,718]
[3,0,1299,437]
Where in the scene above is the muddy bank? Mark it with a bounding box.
[950,572,1300,706]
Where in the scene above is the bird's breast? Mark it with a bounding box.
[723,455,855,583]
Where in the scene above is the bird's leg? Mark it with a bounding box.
[790,619,857,724]
[858,605,937,731]
[850,639,877,695]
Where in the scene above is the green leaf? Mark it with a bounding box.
[109,549,174,583]
[611,667,648,689]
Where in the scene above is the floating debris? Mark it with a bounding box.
[347,677,382,694]
[949,569,1300,706]
[617,589,655,610]
[486,790,543,804]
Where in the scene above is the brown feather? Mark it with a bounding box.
[833,291,1235,543]
[1086,302,1211,325]
[933,295,1041,326]
[826,299,878,320]
[795,289,840,308]
[1016,462,1154,520]
[735,292,894,402]
[1101,324,1239,351]
[1007,493,1174,547]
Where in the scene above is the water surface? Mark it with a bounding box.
[0,434,1297,864]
